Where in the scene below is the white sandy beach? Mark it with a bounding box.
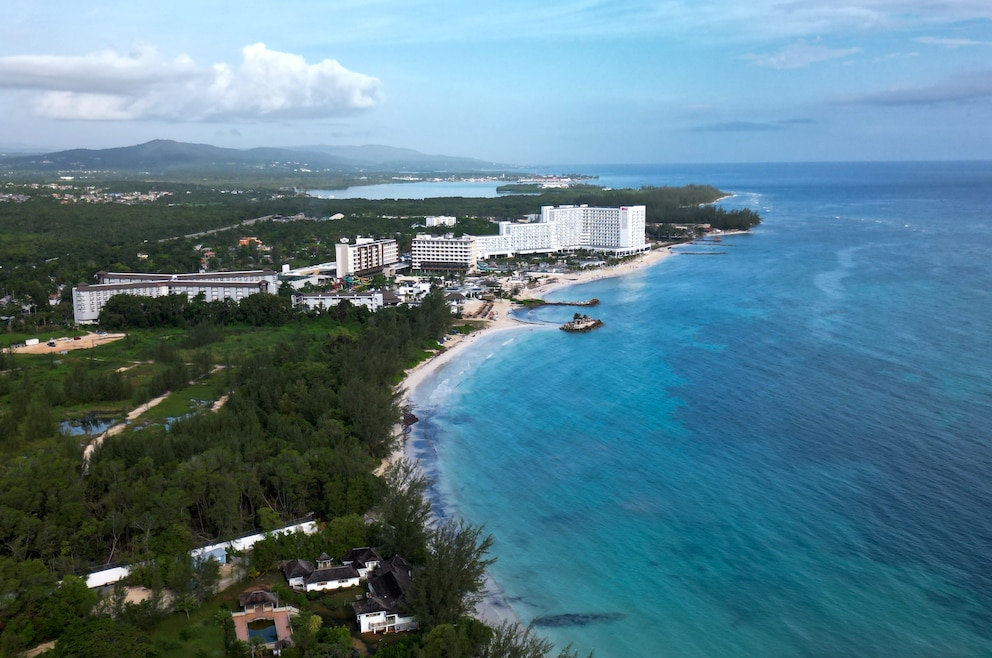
[397,245,674,406]
[381,245,676,471]
[378,245,677,624]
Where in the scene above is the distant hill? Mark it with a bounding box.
[289,144,505,170]
[0,139,510,175]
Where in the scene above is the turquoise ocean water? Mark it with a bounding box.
[407,162,992,657]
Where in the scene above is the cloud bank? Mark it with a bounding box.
[0,43,382,121]
[693,118,817,132]
[745,39,861,68]
[839,70,992,105]
[915,36,992,48]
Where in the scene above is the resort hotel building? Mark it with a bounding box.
[334,237,400,277]
[411,204,649,272]
[71,269,279,324]
[411,234,478,273]
[476,204,649,259]
[424,216,457,227]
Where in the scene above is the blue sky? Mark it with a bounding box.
[1,1,990,164]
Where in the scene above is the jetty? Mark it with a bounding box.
[546,298,599,307]
[520,297,600,309]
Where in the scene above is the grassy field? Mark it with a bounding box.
[149,595,233,658]
[136,375,228,421]
[0,324,307,435]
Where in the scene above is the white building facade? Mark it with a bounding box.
[72,270,279,324]
[335,237,399,277]
[411,234,478,272]
[424,215,457,227]
[292,291,386,313]
[475,205,649,259]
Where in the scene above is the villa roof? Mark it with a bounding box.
[353,595,397,616]
[305,565,360,585]
[368,555,414,601]
[352,554,416,619]
[281,558,314,580]
[239,590,278,608]
[341,546,382,567]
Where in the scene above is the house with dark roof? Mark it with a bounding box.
[231,589,299,653]
[281,552,361,592]
[340,546,383,579]
[240,590,279,611]
[282,558,314,590]
[444,291,467,313]
[352,555,417,634]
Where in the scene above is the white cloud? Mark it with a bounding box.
[0,43,382,121]
[0,44,196,94]
[837,70,992,105]
[339,1,992,46]
[872,52,919,63]
[915,36,992,48]
[745,39,861,68]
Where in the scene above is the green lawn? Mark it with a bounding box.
[149,605,227,658]
[137,377,227,421]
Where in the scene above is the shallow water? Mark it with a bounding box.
[407,162,992,657]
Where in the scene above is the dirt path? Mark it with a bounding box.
[82,390,172,465]
[83,365,228,467]
[21,641,55,658]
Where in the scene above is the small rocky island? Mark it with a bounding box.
[561,314,604,332]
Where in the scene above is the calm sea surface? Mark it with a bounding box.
[407,162,992,657]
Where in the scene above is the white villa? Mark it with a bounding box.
[353,555,418,634]
[281,552,362,592]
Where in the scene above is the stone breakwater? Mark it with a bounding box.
[560,315,603,332]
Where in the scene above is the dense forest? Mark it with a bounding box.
[0,290,446,650]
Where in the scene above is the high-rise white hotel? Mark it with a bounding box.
[475,204,648,260]
[410,234,478,272]
[334,237,399,277]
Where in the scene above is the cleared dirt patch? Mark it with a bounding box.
[9,332,126,355]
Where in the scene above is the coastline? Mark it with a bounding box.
[381,244,677,469]
[382,244,677,624]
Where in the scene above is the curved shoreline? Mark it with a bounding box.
[387,245,676,624]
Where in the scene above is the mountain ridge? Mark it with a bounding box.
[0,139,513,174]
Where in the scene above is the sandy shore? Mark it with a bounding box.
[516,244,674,300]
[380,245,676,472]
[377,245,677,624]
[402,245,674,395]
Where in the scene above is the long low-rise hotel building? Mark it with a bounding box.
[72,269,279,324]
[292,290,401,313]
[475,204,648,259]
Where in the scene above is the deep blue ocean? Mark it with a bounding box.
[407,162,992,657]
